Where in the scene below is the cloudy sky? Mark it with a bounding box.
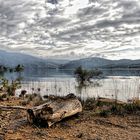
[0,0,140,59]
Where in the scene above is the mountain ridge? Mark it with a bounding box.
[0,50,140,70]
[60,57,140,69]
[0,50,58,68]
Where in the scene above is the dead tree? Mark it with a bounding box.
[0,94,82,127]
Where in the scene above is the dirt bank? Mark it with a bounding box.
[0,97,140,140]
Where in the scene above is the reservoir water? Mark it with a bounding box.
[4,68,140,102]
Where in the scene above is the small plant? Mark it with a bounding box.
[83,98,96,110]
[25,93,44,106]
[110,104,124,115]
[19,90,27,98]
[0,77,21,96]
[99,110,110,117]
[123,103,140,114]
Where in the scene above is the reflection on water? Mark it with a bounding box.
[23,68,140,78]
[4,68,140,79]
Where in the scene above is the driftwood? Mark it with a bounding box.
[27,94,82,127]
[0,105,27,110]
[0,94,82,127]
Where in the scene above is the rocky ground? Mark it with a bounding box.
[0,97,140,140]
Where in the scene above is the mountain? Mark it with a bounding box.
[1,50,140,70]
[0,50,58,69]
[60,57,111,69]
[60,57,140,69]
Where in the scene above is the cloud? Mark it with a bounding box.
[0,0,140,59]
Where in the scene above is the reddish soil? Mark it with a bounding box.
[0,97,140,140]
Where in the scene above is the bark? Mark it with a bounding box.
[27,97,82,127]
[0,94,82,127]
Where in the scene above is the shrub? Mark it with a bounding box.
[19,90,27,98]
[74,66,102,87]
[7,80,21,96]
[123,103,140,114]
[25,93,44,106]
[0,77,21,96]
[110,104,124,115]
[74,66,103,95]
[83,98,96,110]
[99,110,110,117]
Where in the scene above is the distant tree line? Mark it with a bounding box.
[0,64,24,74]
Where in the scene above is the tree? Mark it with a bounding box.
[14,64,24,78]
[15,64,24,73]
[0,65,8,75]
[74,66,103,88]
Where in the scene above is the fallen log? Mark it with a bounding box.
[0,94,82,127]
[27,95,82,127]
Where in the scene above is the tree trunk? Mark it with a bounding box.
[27,97,82,127]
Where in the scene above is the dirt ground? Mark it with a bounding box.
[0,97,140,140]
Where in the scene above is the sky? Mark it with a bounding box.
[0,0,140,60]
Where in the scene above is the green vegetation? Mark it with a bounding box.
[74,66,103,87]
[0,77,21,96]
[0,65,8,76]
[0,64,24,98]
[0,64,24,75]
[14,64,24,78]
[74,66,103,94]
[14,64,24,73]
[82,97,140,117]
[20,93,45,106]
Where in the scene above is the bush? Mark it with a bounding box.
[74,66,102,87]
[99,110,110,117]
[123,103,140,114]
[0,77,21,96]
[83,98,96,110]
[25,93,45,106]
[0,93,7,101]
[110,104,124,115]
[19,90,27,98]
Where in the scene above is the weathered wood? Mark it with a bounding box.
[0,94,82,127]
[0,105,27,110]
[27,95,82,127]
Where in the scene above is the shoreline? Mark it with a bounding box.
[0,96,140,140]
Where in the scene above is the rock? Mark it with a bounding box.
[76,133,83,138]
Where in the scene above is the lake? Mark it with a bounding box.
[9,69,140,101]
[14,76,139,102]
[7,68,139,102]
